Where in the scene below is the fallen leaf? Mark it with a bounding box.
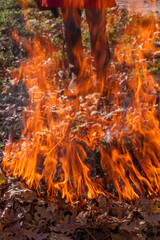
[46,202,58,213]
[22,228,49,240]
[98,195,107,209]
[142,213,160,227]
[50,232,72,240]
[76,211,88,225]
[50,223,81,236]
[119,220,140,234]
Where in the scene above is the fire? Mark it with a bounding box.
[2,2,160,202]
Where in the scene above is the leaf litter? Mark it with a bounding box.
[0,4,160,240]
[1,65,160,240]
[0,178,160,240]
[1,63,160,240]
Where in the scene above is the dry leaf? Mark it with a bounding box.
[76,211,88,225]
[50,232,72,240]
[98,195,107,208]
[22,228,49,240]
[50,223,81,236]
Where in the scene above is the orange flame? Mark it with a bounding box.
[2,2,160,202]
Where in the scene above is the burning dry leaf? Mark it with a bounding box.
[0,170,6,185]
[2,10,160,204]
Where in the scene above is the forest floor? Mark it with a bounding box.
[1,1,160,239]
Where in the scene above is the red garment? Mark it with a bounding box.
[41,0,116,8]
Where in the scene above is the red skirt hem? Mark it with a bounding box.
[41,0,116,9]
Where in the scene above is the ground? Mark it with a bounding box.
[0,0,160,240]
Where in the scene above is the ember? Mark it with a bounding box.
[2,0,160,204]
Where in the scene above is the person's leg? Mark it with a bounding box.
[62,8,83,76]
[86,8,110,74]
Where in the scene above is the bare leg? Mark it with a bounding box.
[86,8,110,74]
[62,8,83,76]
